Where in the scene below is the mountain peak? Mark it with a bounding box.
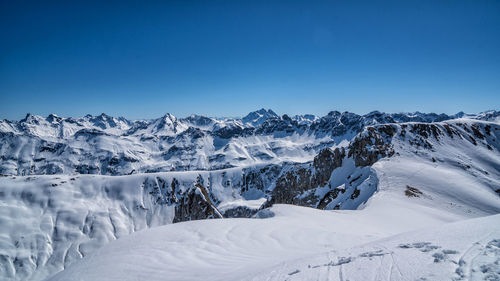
[21,113,44,124]
[242,108,278,126]
[162,113,177,121]
[46,114,62,123]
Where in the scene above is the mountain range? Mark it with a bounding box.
[0,109,499,281]
[1,109,498,176]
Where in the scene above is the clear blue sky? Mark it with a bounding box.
[1,0,499,120]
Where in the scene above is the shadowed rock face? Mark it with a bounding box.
[313,147,345,186]
[222,206,259,218]
[348,125,396,167]
[173,186,218,223]
[317,188,345,210]
[271,165,314,205]
[271,147,346,206]
[160,146,353,221]
[241,165,282,194]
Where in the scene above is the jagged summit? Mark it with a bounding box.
[242,108,279,126]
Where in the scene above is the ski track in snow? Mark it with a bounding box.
[243,217,500,281]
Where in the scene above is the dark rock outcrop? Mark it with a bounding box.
[271,147,345,206]
[313,147,345,186]
[348,126,395,167]
[173,186,218,223]
[222,206,259,218]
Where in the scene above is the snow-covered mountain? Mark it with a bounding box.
[0,110,499,280]
[242,108,279,126]
[1,109,498,176]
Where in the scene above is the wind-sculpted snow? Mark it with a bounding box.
[46,208,500,281]
[0,157,383,280]
[1,109,498,176]
[0,169,275,280]
[0,112,499,280]
[245,213,500,281]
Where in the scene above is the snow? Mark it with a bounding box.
[247,213,500,281]
[217,198,267,212]
[242,108,279,126]
[47,205,500,281]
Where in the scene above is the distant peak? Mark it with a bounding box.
[478,109,498,115]
[46,113,62,123]
[242,108,278,126]
[245,108,278,117]
[267,109,278,116]
[254,108,276,115]
[21,113,42,123]
[162,113,177,120]
[366,110,382,115]
[327,110,341,116]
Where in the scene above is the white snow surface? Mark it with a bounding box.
[247,211,500,281]
[48,206,500,281]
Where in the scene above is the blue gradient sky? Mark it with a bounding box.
[1,0,499,120]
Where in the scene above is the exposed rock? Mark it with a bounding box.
[405,185,423,198]
[410,123,441,139]
[173,186,218,223]
[272,165,314,205]
[471,124,485,139]
[317,188,344,209]
[223,206,259,218]
[348,126,395,167]
[313,147,345,186]
[241,165,282,193]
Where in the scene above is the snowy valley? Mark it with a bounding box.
[0,109,499,281]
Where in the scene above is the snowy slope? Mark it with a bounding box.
[47,207,500,281]
[247,212,500,281]
[0,169,265,281]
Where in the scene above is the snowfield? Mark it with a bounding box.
[47,207,500,281]
[0,110,499,280]
[247,211,500,281]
